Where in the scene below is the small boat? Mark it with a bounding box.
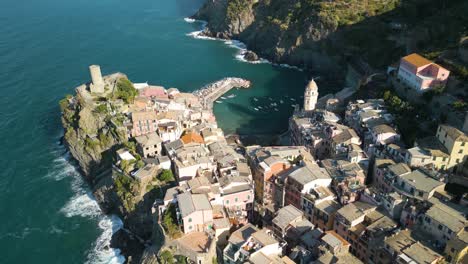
[274,108,279,111]
[271,103,278,107]
[290,98,296,101]
[221,96,227,100]
[215,101,223,104]
[258,106,263,109]
[268,97,273,101]
[280,100,284,104]
[227,94,236,98]
[253,98,259,102]
[254,108,259,111]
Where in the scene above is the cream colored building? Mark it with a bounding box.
[406,125,468,171]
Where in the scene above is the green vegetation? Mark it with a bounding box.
[382,90,419,145]
[159,250,174,264]
[158,169,174,182]
[114,78,137,104]
[94,104,108,114]
[59,94,73,111]
[162,204,182,239]
[175,255,188,264]
[114,173,139,211]
[98,131,112,148]
[422,85,445,102]
[85,137,100,152]
[452,100,467,111]
[226,0,251,21]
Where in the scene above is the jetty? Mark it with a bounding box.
[193,77,251,109]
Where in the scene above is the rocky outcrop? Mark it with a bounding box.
[244,50,259,61]
[61,75,151,263]
[194,0,468,73]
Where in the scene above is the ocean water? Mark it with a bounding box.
[0,0,329,263]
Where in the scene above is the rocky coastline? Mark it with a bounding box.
[60,69,253,263]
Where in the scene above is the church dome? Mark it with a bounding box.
[306,79,318,90]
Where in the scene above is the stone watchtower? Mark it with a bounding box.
[89,65,105,94]
[304,79,318,111]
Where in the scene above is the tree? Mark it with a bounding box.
[158,169,174,182]
[115,78,137,104]
[159,250,174,264]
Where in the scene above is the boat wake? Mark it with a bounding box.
[51,143,125,264]
[184,18,300,69]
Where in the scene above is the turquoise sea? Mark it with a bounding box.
[0,0,333,263]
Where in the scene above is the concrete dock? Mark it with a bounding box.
[193,77,251,109]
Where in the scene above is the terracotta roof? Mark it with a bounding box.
[402,53,432,68]
[181,131,204,144]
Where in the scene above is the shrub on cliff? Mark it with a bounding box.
[159,250,174,264]
[114,173,139,211]
[114,78,137,104]
[162,204,181,238]
[158,169,174,182]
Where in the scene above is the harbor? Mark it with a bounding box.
[193,77,251,109]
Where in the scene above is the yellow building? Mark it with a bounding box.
[444,229,468,263]
[406,125,468,171]
[436,125,468,169]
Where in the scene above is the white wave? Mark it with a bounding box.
[184,17,196,23]
[85,215,125,264]
[61,192,102,218]
[51,142,126,264]
[184,19,303,69]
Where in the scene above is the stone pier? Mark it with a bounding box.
[193,77,251,109]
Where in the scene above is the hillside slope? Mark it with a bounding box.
[194,0,468,73]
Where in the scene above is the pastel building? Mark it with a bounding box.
[406,124,468,171]
[177,192,213,234]
[284,164,332,209]
[130,111,158,137]
[397,53,450,92]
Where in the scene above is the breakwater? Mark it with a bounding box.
[193,77,251,109]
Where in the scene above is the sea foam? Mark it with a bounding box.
[52,142,125,264]
[185,19,301,70]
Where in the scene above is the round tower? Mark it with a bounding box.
[89,65,104,94]
[304,79,318,111]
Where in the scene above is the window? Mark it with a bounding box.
[438,224,443,230]
[247,195,250,200]
[225,200,229,205]
[235,198,238,202]
[462,142,466,147]
[418,191,424,197]
[459,149,463,154]
[189,225,192,230]
[451,247,455,253]
[188,218,192,223]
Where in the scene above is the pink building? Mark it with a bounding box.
[177,192,213,234]
[131,111,158,137]
[139,86,167,98]
[397,53,450,92]
[218,176,254,223]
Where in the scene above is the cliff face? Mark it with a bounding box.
[194,0,468,72]
[60,75,151,263]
